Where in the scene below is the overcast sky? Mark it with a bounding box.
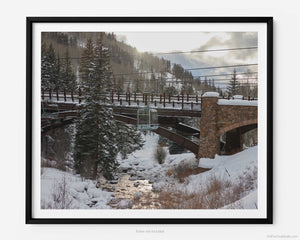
[115,32,258,88]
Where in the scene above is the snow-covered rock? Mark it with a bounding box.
[117,199,133,209]
[134,192,142,200]
[41,168,113,209]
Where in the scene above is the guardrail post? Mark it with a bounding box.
[160,94,162,104]
[177,94,180,101]
[172,101,175,108]
[117,92,120,101]
[168,94,171,103]
[134,92,136,102]
[154,100,157,107]
[151,93,154,102]
[137,99,139,106]
[187,94,189,102]
[128,93,131,105]
[120,98,122,106]
[71,90,74,102]
[49,89,52,100]
[182,95,184,110]
[196,95,198,103]
[111,90,114,103]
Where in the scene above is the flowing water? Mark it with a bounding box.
[99,174,161,209]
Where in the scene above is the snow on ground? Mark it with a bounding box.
[119,134,258,209]
[182,146,257,208]
[197,146,257,180]
[187,146,257,184]
[222,189,258,209]
[41,168,114,209]
[117,132,196,182]
[41,133,258,209]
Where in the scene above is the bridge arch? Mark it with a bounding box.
[218,119,258,136]
[198,93,258,159]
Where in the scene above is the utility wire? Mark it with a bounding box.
[186,64,258,71]
[153,47,258,55]
[110,64,257,77]
[55,46,258,60]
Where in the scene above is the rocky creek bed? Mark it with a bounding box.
[98,174,161,209]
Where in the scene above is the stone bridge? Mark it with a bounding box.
[41,91,257,158]
[198,92,257,159]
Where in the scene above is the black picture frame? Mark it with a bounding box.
[26,16,273,224]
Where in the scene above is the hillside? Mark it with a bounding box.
[41,32,220,95]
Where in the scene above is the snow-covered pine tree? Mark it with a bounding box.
[117,122,144,159]
[227,68,241,97]
[41,43,59,90]
[74,36,144,180]
[60,48,76,91]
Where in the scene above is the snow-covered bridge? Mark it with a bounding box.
[41,90,258,158]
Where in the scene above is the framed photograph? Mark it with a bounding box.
[26,17,273,224]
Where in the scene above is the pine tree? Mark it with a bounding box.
[227,68,240,97]
[74,36,143,180]
[117,122,144,159]
[41,43,59,90]
[60,48,76,90]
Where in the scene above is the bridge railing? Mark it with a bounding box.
[41,88,257,111]
[41,88,202,111]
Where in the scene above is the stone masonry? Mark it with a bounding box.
[198,93,257,159]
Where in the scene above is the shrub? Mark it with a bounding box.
[157,167,257,209]
[154,144,167,164]
[41,176,74,209]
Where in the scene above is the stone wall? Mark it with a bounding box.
[198,94,257,159]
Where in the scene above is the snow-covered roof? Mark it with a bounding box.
[202,92,219,97]
[218,99,258,106]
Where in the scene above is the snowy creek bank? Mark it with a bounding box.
[41,133,258,209]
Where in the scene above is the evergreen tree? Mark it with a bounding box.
[41,43,59,90]
[60,48,76,90]
[74,37,143,180]
[227,68,240,97]
[117,122,144,159]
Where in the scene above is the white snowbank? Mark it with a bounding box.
[184,146,258,202]
[222,189,258,209]
[198,146,257,179]
[41,168,114,209]
[218,99,258,106]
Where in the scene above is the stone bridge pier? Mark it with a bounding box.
[198,92,257,159]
